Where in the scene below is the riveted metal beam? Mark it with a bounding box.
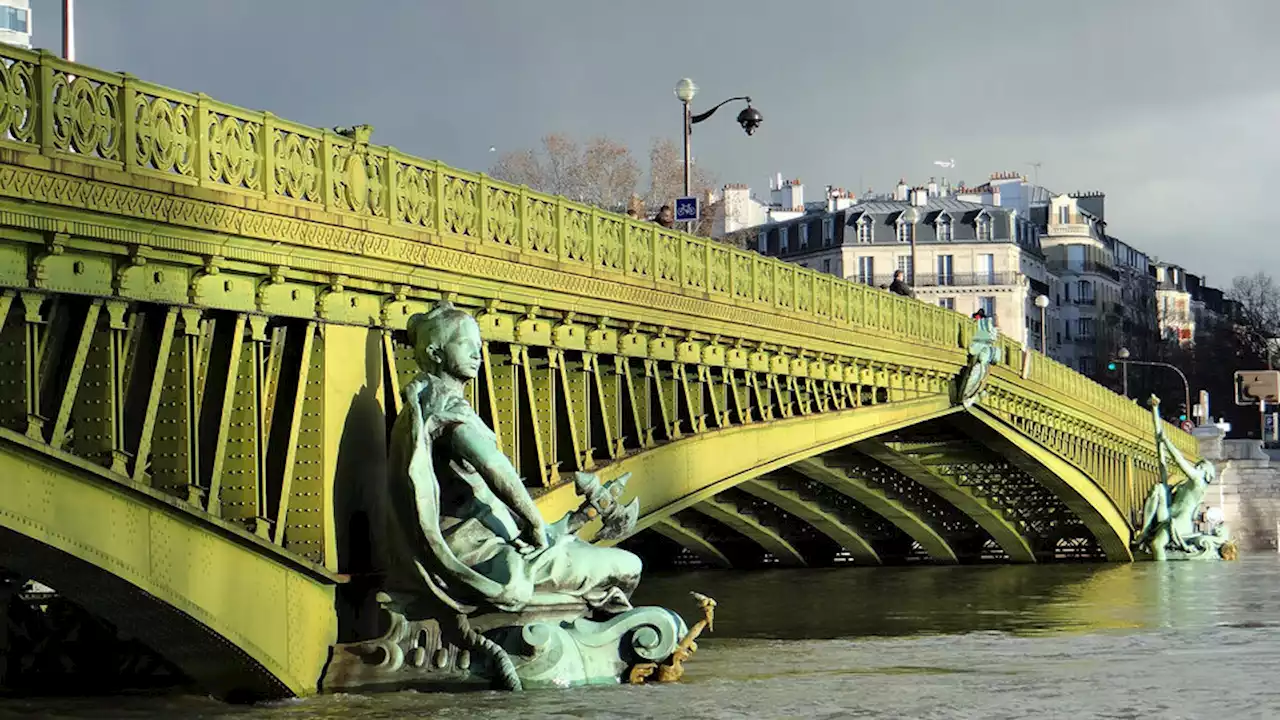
[650,516,733,569]
[739,476,881,564]
[792,455,958,564]
[856,438,1036,563]
[958,410,1132,562]
[693,495,807,567]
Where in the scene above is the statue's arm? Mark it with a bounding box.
[451,422,548,541]
[1159,432,1199,481]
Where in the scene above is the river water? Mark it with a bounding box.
[5,557,1280,719]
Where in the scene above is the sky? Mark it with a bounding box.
[30,0,1280,287]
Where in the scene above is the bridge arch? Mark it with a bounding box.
[0,431,337,701]
[541,397,1135,565]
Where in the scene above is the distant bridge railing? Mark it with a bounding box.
[0,46,1196,487]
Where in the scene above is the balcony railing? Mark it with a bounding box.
[1059,262,1120,281]
[1046,222,1093,237]
[852,272,1020,288]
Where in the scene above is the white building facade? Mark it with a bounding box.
[754,189,1059,355]
[0,0,30,49]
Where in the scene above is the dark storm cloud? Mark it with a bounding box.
[34,0,1280,284]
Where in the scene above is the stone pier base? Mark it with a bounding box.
[1196,426,1280,552]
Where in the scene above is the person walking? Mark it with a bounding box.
[889,270,914,298]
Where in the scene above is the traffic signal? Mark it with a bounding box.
[1106,361,1117,372]
[1177,404,1188,422]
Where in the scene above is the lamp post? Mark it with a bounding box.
[674,78,762,228]
[1112,347,1189,420]
[1116,347,1130,398]
[63,0,75,61]
[901,206,921,285]
[1035,294,1050,355]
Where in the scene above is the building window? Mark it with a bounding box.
[897,256,914,284]
[823,258,831,274]
[1058,205,1070,225]
[977,253,995,284]
[1077,280,1094,303]
[1078,317,1095,337]
[0,7,28,33]
[779,226,789,253]
[896,219,913,244]
[799,223,809,248]
[857,257,875,284]
[1067,245,1085,271]
[936,217,952,242]
[939,297,956,311]
[937,255,954,285]
[1080,357,1096,375]
[757,231,767,253]
[857,218,872,243]
[976,214,992,241]
[823,218,834,245]
[978,296,996,319]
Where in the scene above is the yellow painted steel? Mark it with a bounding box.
[965,410,1133,561]
[0,429,338,698]
[855,439,1037,563]
[791,455,958,563]
[739,477,882,564]
[572,395,961,534]
[694,496,807,566]
[651,517,734,569]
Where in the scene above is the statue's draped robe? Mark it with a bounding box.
[379,375,640,615]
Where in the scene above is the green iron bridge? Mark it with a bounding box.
[0,48,1197,699]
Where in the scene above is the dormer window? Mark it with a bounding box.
[896,217,913,244]
[935,214,953,242]
[799,223,809,248]
[823,218,834,244]
[1058,205,1070,224]
[856,217,872,243]
[779,226,790,252]
[976,213,992,241]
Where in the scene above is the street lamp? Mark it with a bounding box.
[674,78,761,222]
[1034,294,1050,355]
[1116,347,1131,397]
[1111,347,1189,420]
[901,206,921,284]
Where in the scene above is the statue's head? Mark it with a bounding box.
[406,301,482,381]
[1196,459,1217,483]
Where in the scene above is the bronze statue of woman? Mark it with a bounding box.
[379,301,642,619]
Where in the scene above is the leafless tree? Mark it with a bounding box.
[644,137,714,211]
[492,134,717,222]
[1228,272,1280,364]
[490,134,639,212]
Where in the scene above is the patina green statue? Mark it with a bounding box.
[324,301,686,693]
[381,301,643,615]
[1131,396,1234,561]
[959,317,1002,408]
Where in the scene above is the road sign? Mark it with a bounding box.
[1181,420,1195,433]
[674,196,700,222]
[1234,370,1280,406]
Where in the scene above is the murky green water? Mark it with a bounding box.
[5,558,1280,719]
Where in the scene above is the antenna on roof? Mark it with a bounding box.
[1027,161,1042,186]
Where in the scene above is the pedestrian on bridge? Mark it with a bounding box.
[889,270,914,298]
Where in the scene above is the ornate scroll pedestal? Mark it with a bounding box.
[1139,525,1236,562]
[320,599,687,692]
